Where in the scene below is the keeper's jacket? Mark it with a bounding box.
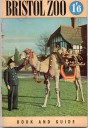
[4,64,24,86]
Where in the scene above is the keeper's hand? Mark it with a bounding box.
[7,85,10,90]
[23,59,27,66]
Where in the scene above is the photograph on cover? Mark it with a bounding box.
[2,18,87,117]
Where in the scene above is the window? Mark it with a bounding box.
[57,36,62,42]
[80,46,82,49]
[56,37,58,42]
[73,45,76,49]
[73,45,82,53]
[60,42,63,48]
[77,45,79,49]
[54,38,56,43]
[64,42,67,49]
[60,41,67,49]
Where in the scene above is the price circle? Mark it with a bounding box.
[69,1,84,15]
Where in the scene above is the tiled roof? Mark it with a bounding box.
[47,25,83,46]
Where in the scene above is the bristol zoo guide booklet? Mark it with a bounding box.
[0,0,87,127]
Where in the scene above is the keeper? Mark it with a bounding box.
[4,58,25,111]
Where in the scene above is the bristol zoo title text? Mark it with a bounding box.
[6,0,66,16]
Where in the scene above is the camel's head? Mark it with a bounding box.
[21,51,26,59]
[21,48,34,60]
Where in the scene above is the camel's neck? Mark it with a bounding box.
[27,53,39,68]
[53,52,66,65]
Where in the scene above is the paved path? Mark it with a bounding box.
[18,73,87,81]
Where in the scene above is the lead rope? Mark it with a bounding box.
[24,55,29,71]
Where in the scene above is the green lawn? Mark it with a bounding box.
[2,78,87,116]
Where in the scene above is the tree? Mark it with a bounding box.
[36,34,50,55]
[14,48,21,65]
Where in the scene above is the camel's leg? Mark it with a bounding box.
[33,69,41,83]
[74,80,80,101]
[33,72,37,80]
[42,78,50,107]
[36,71,41,83]
[77,78,85,102]
[32,68,37,80]
[55,73,61,107]
[75,66,85,102]
[48,91,51,99]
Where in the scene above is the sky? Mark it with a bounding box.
[2,18,87,55]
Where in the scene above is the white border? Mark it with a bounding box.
[87,0,88,127]
[0,0,2,127]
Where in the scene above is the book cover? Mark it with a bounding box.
[0,0,87,127]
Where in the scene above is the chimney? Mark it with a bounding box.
[71,18,76,28]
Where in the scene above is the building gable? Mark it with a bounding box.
[47,25,83,47]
